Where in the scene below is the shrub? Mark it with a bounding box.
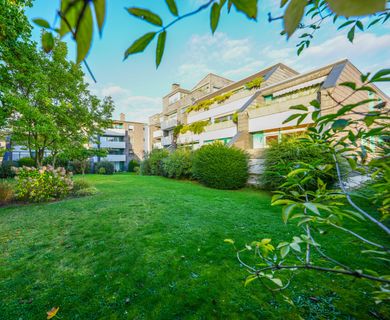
[261,134,337,191]
[18,157,36,167]
[68,160,91,174]
[0,161,17,179]
[163,149,193,179]
[73,187,98,197]
[140,158,151,175]
[95,161,114,175]
[72,179,91,192]
[14,166,73,202]
[134,166,140,175]
[192,142,249,189]
[0,182,14,205]
[127,159,139,172]
[149,149,169,176]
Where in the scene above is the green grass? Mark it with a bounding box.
[0,174,388,319]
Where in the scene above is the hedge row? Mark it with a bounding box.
[140,143,249,190]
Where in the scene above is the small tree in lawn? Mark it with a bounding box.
[65,146,108,175]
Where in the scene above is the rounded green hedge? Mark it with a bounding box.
[95,161,114,175]
[261,134,337,190]
[163,149,193,179]
[192,142,249,189]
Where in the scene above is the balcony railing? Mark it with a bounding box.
[100,141,126,149]
[162,135,173,146]
[161,119,177,130]
[204,120,235,132]
[153,130,163,138]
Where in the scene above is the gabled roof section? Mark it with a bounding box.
[191,73,233,91]
[194,63,298,103]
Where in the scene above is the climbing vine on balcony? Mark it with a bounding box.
[178,120,210,135]
[186,92,234,113]
[245,76,264,90]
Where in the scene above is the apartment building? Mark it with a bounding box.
[92,113,149,171]
[149,60,389,157]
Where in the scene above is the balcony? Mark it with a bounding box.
[102,154,126,162]
[162,135,173,146]
[153,142,163,149]
[100,141,125,149]
[177,133,199,144]
[153,130,163,138]
[161,118,177,130]
[104,128,126,136]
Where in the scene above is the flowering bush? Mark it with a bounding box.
[14,166,73,202]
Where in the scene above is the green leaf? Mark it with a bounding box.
[326,0,386,17]
[33,18,51,29]
[124,32,156,60]
[230,0,258,20]
[332,119,349,130]
[303,202,320,215]
[283,113,301,124]
[244,274,258,286]
[42,31,54,53]
[340,81,356,90]
[210,3,221,34]
[224,239,235,244]
[75,4,93,63]
[337,20,355,29]
[370,69,390,83]
[284,0,306,37]
[127,8,163,26]
[271,278,283,287]
[290,105,308,111]
[93,0,106,36]
[290,242,301,252]
[280,245,290,258]
[356,20,364,31]
[280,0,289,8]
[282,204,296,223]
[165,0,179,16]
[59,0,83,37]
[347,25,355,42]
[297,113,308,125]
[156,31,166,68]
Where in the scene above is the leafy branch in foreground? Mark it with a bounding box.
[32,0,388,68]
[227,68,390,306]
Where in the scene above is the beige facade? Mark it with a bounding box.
[149,60,389,158]
[94,113,148,171]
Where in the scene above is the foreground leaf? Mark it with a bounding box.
[124,32,156,59]
[93,0,106,36]
[33,18,51,29]
[75,4,93,63]
[230,0,258,20]
[156,31,166,68]
[42,32,54,53]
[127,8,163,26]
[327,0,386,17]
[210,3,221,34]
[165,0,179,16]
[284,0,306,37]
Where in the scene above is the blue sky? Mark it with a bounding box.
[26,0,390,122]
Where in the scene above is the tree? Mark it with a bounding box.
[5,36,114,166]
[226,69,390,305]
[64,145,108,175]
[31,0,388,69]
[0,0,33,129]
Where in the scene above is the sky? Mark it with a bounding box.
[26,0,390,123]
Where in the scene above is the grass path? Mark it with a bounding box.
[0,174,388,319]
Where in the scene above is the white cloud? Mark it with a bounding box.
[89,83,161,123]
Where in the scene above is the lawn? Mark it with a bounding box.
[0,174,388,319]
